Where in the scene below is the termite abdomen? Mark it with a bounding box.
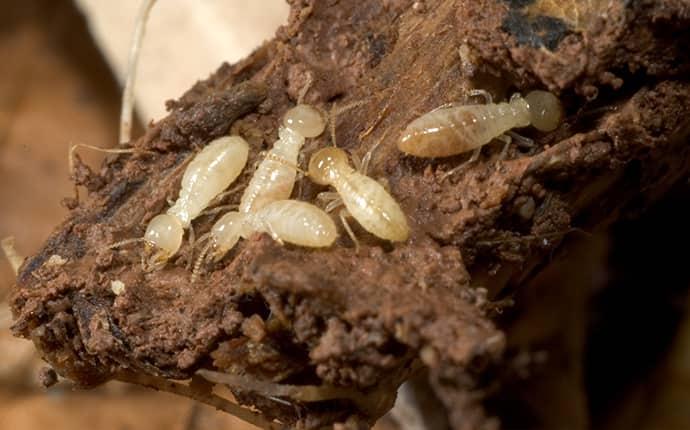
[398,90,563,158]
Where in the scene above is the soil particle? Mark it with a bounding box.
[38,366,58,388]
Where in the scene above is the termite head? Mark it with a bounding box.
[283,104,326,138]
[144,214,184,263]
[308,147,349,185]
[524,90,563,132]
[209,212,247,262]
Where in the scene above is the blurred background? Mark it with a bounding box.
[0,0,286,428]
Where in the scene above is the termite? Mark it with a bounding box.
[192,200,337,281]
[111,135,249,268]
[239,104,326,213]
[397,90,563,158]
[308,146,410,246]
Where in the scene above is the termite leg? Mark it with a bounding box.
[318,192,360,249]
[497,134,512,160]
[360,129,388,176]
[263,221,285,246]
[296,152,307,199]
[506,131,535,149]
[323,196,344,214]
[467,89,493,104]
[199,204,239,218]
[186,224,196,270]
[468,147,482,163]
[210,184,244,206]
[440,148,482,182]
[316,191,340,204]
[338,208,360,250]
[351,153,363,173]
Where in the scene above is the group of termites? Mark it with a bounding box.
[95,0,564,282]
[1,0,564,287]
[116,96,412,281]
[108,84,563,282]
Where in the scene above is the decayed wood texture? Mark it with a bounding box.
[10,0,690,428]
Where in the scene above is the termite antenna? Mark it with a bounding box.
[103,237,146,252]
[188,231,210,270]
[329,102,338,147]
[359,99,391,141]
[359,127,390,176]
[328,100,366,147]
[190,240,213,283]
[297,74,314,105]
[1,236,25,275]
[439,148,481,183]
[191,232,212,251]
[68,143,138,176]
[120,0,158,145]
[262,152,309,176]
[466,88,493,104]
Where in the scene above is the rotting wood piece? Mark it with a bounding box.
[9,0,690,428]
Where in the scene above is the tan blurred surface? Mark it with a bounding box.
[0,1,259,429]
[0,388,257,430]
[73,0,289,123]
[0,0,122,393]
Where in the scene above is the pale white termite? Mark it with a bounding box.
[308,146,410,245]
[211,200,336,257]
[192,200,337,280]
[239,104,326,213]
[397,90,563,158]
[113,136,249,266]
